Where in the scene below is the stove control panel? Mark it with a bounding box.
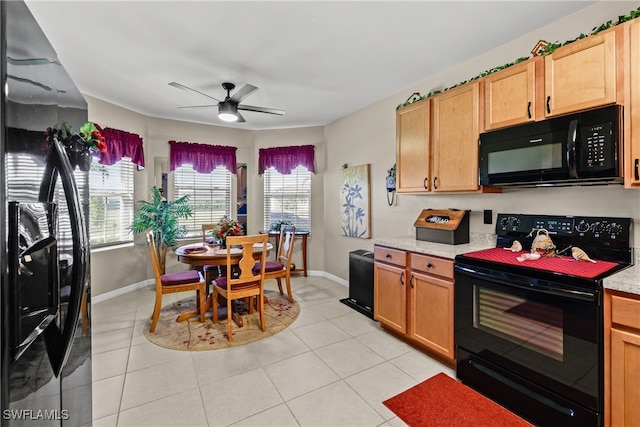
[496,214,632,243]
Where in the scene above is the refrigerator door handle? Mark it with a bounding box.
[40,137,90,376]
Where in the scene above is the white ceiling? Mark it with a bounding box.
[24,1,596,131]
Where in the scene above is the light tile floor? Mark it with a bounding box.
[92,275,455,426]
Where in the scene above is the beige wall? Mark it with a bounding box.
[321,1,640,280]
[89,1,640,296]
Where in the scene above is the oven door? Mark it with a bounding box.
[454,263,603,426]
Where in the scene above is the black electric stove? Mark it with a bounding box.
[454,213,633,427]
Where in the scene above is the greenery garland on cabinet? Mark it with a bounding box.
[397,6,640,110]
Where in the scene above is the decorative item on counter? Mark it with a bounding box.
[414,209,470,245]
[572,247,596,263]
[516,253,541,262]
[528,228,556,257]
[503,240,522,252]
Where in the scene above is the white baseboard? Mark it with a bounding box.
[92,279,154,304]
[92,272,348,304]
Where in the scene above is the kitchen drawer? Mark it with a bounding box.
[410,253,453,280]
[374,246,407,267]
[611,293,640,330]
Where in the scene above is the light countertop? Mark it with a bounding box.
[375,234,640,297]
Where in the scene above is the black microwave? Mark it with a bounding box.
[479,105,623,187]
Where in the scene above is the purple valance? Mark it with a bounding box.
[169,141,237,174]
[95,124,145,170]
[258,144,315,175]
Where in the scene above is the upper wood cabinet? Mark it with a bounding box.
[396,98,430,193]
[431,81,482,192]
[624,19,640,187]
[484,57,544,130]
[544,26,622,117]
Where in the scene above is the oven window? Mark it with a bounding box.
[474,287,563,361]
[487,143,562,174]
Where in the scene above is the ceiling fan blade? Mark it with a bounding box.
[237,104,285,116]
[168,81,221,102]
[229,84,258,103]
[177,104,218,109]
[235,111,246,123]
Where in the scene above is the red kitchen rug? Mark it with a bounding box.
[383,373,533,427]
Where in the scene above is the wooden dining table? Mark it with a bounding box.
[174,241,273,326]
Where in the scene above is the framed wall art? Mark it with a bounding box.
[340,164,371,238]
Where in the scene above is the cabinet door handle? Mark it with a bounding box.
[635,159,639,181]
[527,101,531,119]
[423,177,428,189]
[410,274,414,288]
[433,177,438,190]
[400,272,404,286]
[546,96,551,114]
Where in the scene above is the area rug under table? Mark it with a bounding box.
[144,290,299,350]
[383,372,532,427]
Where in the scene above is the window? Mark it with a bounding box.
[89,156,135,246]
[174,165,232,237]
[263,166,311,232]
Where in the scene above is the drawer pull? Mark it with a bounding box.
[385,254,392,259]
[426,263,433,269]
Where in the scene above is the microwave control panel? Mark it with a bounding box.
[580,122,614,170]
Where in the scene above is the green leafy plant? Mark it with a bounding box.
[130,186,192,273]
[269,220,294,232]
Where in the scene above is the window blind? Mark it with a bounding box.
[263,166,311,232]
[174,165,232,237]
[89,156,135,246]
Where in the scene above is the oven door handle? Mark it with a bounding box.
[455,265,597,302]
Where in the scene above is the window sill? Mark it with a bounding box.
[91,242,134,253]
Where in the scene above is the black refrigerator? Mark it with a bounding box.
[1,2,92,426]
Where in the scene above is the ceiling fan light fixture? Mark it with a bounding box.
[218,102,238,122]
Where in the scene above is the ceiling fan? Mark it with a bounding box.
[168,81,285,123]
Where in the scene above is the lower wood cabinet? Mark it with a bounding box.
[605,289,640,427]
[373,245,455,366]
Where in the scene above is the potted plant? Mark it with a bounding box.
[130,186,193,274]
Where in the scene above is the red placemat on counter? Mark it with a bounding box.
[463,248,619,279]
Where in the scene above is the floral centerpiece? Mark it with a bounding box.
[213,215,243,247]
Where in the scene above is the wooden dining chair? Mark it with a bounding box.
[148,231,206,332]
[201,224,220,286]
[202,224,217,244]
[254,225,296,302]
[211,234,269,341]
[212,234,268,341]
